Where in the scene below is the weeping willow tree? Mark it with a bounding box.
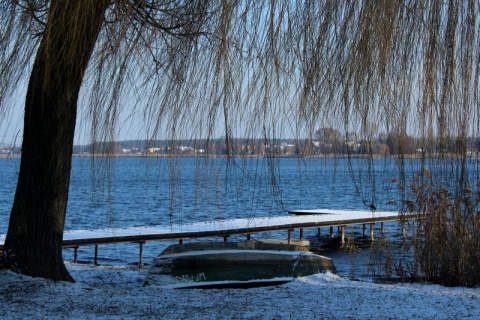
[0,1,479,283]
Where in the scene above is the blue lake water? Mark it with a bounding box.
[1,156,477,279]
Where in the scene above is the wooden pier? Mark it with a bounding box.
[0,209,420,267]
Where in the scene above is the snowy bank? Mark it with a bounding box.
[1,263,479,319]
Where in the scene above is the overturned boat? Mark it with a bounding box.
[144,241,336,289]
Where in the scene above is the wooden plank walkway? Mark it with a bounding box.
[0,209,420,266]
[0,209,419,248]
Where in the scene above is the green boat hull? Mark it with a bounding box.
[145,241,336,288]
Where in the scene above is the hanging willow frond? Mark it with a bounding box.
[0,1,478,160]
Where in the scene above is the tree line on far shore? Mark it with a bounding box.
[70,129,480,157]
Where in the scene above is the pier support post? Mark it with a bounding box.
[317,228,321,237]
[363,224,366,237]
[329,226,334,238]
[179,239,183,245]
[299,228,304,240]
[340,225,346,245]
[370,223,375,241]
[288,229,293,244]
[381,222,385,235]
[94,245,98,265]
[72,246,79,263]
[247,234,251,240]
[136,241,145,268]
[223,235,229,242]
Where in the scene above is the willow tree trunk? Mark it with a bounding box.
[1,0,108,281]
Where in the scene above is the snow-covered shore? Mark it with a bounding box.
[1,263,479,319]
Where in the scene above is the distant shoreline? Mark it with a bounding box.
[1,153,474,160]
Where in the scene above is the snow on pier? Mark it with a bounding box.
[0,209,420,266]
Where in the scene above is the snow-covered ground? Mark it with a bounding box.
[1,263,479,319]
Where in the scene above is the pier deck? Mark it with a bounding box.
[0,209,420,266]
